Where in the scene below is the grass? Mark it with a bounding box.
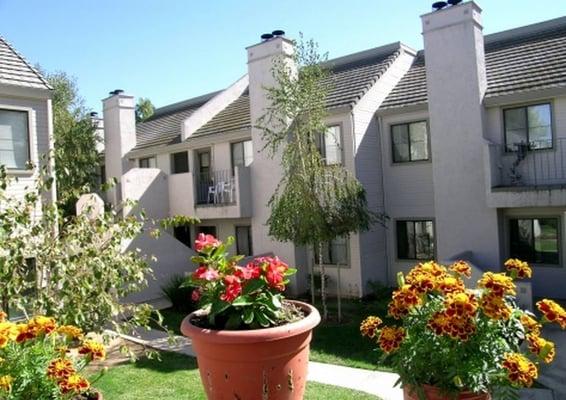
[94,351,380,399]
[157,296,392,371]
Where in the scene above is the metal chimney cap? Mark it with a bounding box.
[109,89,124,96]
[261,33,274,41]
[432,1,447,10]
[272,30,285,37]
[89,111,99,117]
[447,0,463,5]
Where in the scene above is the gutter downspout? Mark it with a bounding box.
[376,114,390,286]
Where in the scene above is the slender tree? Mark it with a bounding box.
[257,37,378,320]
[136,97,155,122]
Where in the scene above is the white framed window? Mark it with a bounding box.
[396,220,435,260]
[504,103,552,151]
[139,156,156,168]
[391,121,429,163]
[316,126,342,165]
[0,108,30,169]
[509,217,560,265]
[315,236,348,265]
[231,140,253,174]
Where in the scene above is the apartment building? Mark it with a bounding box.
[103,1,566,301]
[0,36,55,206]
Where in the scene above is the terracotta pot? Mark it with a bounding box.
[181,300,321,400]
[403,385,490,400]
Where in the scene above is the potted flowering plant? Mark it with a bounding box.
[361,259,565,400]
[0,312,106,400]
[180,234,320,400]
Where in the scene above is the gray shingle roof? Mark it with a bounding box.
[133,43,401,150]
[382,17,566,109]
[0,36,51,90]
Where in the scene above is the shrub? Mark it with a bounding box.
[161,274,197,313]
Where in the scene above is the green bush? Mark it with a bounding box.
[161,274,197,313]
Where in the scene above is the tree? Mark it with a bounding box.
[257,37,378,320]
[41,70,102,216]
[136,97,155,122]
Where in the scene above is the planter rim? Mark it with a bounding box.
[181,300,321,344]
[405,384,490,398]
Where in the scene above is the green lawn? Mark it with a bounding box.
[157,297,391,371]
[95,351,379,399]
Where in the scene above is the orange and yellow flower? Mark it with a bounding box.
[47,358,76,381]
[526,333,555,364]
[445,292,478,319]
[388,285,422,319]
[360,316,382,339]
[0,321,18,348]
[437,276,465,295]
[449,260,472,278]
[58,374,90,394]
[0,311,7,322]
[0,375,13,392]
[520,314,541,335]
[504,259,532,279]
[478,272,516,297]
[378,326,405,353]
[502,353,538,387]
[78,340,106,361]
[57,325,83,341]
[480,292,512,320]
[536,299,566,329]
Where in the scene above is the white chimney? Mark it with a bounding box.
[422,1,500,266]
[102,90,136,205]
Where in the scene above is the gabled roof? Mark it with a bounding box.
[381,17,566,109]
[132,42,402,150]
[0,36,51,90]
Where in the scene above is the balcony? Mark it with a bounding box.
[168,167,252,219]
[485,139,566,207]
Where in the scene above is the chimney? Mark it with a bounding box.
[102,90,136,205]
[421,1,499,266]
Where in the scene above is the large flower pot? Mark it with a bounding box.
[403,385,490,400]
[181,300,321,400]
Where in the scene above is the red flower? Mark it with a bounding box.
[260,257,288,291]
[191,289,201,302]
[220,275,242,302]
[192,266,220,281]
[235,262,261,281]
[194,233,221,253]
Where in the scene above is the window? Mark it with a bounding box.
[0,109,30,169]
[173,226,191,248]
[196,225,217,237]
[171,151,189,174]
[397,220,434,260]
[509,218,559,265]
[139,156,156,168]
[391,121,429,163]
[316,126,342,165]
[231,140,253,174]
[236,226,253,256]
[315,236,348,265]
[504,103,552,151]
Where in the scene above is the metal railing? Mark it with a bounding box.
[490,139,566,187]
[195,169,236,205]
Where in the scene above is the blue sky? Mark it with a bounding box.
[1,0,565,113]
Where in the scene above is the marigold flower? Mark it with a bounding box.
[0,312,6,322]
[449,260,472,278]
[194,233,221,253]
[445,292,478,319]
[526,333,555,364]
[536,299,566,329]
[520,314,541,335]
[378,326,405,353]
[59,374,90,394]
[21,315,57,340]
[57,325,83,340]
[47,358,76,381]
[502,353,538,387]
[220,275,242,302]
[437,276,465,295]
[78,340,106,361]
[406,262,448,293]
[388,285,422,319]
[478,272,516,296]
[428,311,450,335]
[443,316,477,341]
[480,292,512,320]
[0,322,18,347]
[0,375,13,392]
[15,323,35,343]
[360,316,382,338]
[504,259,532,279]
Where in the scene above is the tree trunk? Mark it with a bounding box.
[337,260,342,323]
[318,242,328,321]
[309,253,315,305]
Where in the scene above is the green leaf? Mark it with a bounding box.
[243,308,254,325]
[243,279,265,295]
[232,295,253,307]
[284,268,297,277]
[225,313,242,329]
[254,310,271,327]
[210,300,231,316]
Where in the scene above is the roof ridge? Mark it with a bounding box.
[148,90,221,120]
[484,16,566,48]
[0,35,52,90]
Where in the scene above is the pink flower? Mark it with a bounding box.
[192,266,220,281]
[257,256,288,291]
[194,233,221,253]
[220,275,242,303]
[191,289,201,302]
[235,263,261,281]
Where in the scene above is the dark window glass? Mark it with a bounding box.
[173,226,191,248]
[231,140,253,174]
[510,218,559,265]
[315,236,348,265]
[315,126,342,165]
[397,220,434,260]
[504,104,552,151]
[391,121,429,163]
[197,225,216,237]
[235,226,253,256]
[197,150,210,176]
[0,109,30,169]
[139,156,156,168]
[171,152,189,174]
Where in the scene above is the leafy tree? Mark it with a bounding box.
[41,69,102,216]
[136,97,155,122]
[257,37,378,320]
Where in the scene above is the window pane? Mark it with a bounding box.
[510,219,533,262]
[139,157,156,168]
[173,226,191,247]
[528,105,551,128]
[315,242,332,264]
[0,110,29,169]
[236,226,253,256]
[397,221,416,259]
[243,140,253,166]
[329,236,348,264]
[505,108,528,150]
[534,218,559,264]
[415,221,434,259]
[197,226,216,237]
[529,127,552,149]
[324,126,342,165]
[171,152,189,174]
[409,122,428,161]
[232,142,244,168]
[392,125,409,162]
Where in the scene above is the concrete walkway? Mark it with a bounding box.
[120,328,561,400]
